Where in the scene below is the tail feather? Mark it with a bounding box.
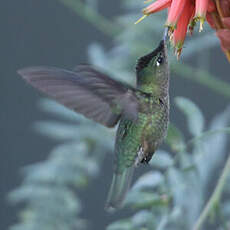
[105,166,134,211]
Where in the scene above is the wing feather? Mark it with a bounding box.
[18,66,139,127]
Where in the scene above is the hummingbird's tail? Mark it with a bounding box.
[105,166,135,211]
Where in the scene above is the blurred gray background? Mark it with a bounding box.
[1,0,230,230]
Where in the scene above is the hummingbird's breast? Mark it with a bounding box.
[137,95,169,163]
[114,95,169,173]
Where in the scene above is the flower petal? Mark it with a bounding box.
[165,0,187,30]
[195,0,209,18]
[172,0,194,57]
[143,0,172,15]
[194,0,210,31]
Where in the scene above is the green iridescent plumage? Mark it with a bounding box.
[17,38,169,212]
[106,40,170,210]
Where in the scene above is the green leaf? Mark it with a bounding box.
[131,171,164,191]
[188,127,230,146]
[223,201,230,218]
[106,219,132,230]
[34,121,114,147]
[9,185,81,213]
[167,165,203,227]
[131,210,155,228]
[166,123,186,152]
[126,191,169,209]
[156,215,169,230]
[167,167,186,206]
[175,97,205,137]
[150,150,174,169]
[88,43,108,69]
[38,99,82,123]
[194,106,230,189]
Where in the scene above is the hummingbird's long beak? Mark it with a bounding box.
[163,27,169,43]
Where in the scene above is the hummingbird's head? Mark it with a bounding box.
[136,40,169,90]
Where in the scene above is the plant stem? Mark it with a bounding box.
[192,154,230,230]
[58,0,122,37]
[173,63,230,99]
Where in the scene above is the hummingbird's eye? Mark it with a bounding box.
[156,56,164,66]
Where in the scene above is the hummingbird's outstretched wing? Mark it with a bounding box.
[18,66,139,127]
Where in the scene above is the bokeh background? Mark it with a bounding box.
[1,0,230,230]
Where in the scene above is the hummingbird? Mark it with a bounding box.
[17,38,170,210]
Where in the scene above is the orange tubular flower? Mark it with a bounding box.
[143,0,171,15]
[172,0,194,58]
[136,0,171,24]
[165,0,187,30]
[137,0,230,62]
[194,0,209,31]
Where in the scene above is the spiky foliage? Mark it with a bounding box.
[8,99,114,230]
